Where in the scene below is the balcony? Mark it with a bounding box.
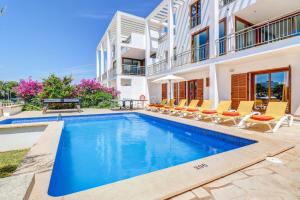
[173,43,209,68]
[219,0,236,7]
[147,60,168,76]
[122,64,145,76]
[102,73,107,81]
[147,43,209,76]
[108,67,117,79]
[216,11,300,56]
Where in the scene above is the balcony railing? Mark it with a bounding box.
[147,59,168,76]
[147,43,209,76]
[172,43,209,68]
[102,73,107,80]
[122,65,145,76]
[158,34,168,43]
[108,68,117,79]
[190,13,201,29]
[219,0,236,7]
[216,11,300,56]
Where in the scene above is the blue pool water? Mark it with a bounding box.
[0,113,256,196]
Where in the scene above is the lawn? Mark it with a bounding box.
[0,149,29,178]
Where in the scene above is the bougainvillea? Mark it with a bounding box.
[15,77,43,101]
[76,79,119,97]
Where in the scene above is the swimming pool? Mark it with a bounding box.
[0,113,256,196]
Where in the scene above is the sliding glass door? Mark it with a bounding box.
[252,69,290,112]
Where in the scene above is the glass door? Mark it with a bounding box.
[252,69,290,112]
[193,28,209,62]
[235,18,254,50]
[219,19,226,55]
[188,80,196,103]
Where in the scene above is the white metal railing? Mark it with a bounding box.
[102,73,107,80]
[122,35,132,44]
[219,0,236,7]
[122,64,145,76]
[158,34,168,43]
[108,68,117,79]
[147,43,209,76]
[173,43,209,68]
[216,11,300,56]
[147,59,168,76]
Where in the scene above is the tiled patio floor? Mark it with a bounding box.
[169,120,300,200]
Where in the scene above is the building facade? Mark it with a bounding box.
[97,0,300,114]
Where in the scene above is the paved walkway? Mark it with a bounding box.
[169,121,300,200]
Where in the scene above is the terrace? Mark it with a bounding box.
[0,109,299,200]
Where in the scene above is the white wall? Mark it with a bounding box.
[217,51,300,114]
[147,80,162,104]
[117,76,147,100]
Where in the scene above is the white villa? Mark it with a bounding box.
[96,0,300,114]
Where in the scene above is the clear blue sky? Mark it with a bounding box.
[0,0,161,82]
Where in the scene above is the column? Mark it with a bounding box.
[106,34,111,87]
[100,44,104,82]
[227,15,235,53]
[167,0,174,70]
[209,64,219,108]
[116,12,122,75]
[209,0,219,58]
[96,50,100,80]
[168,0,174,99]
[145,20,151,75]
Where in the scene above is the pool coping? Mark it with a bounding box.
[2,110,295,200]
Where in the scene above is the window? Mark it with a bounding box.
[121,78,132,86]
[173,47,177,61]
[165,51,168,61]
[192,28,209,62]
[251,68,290,112]
[219,18,227,56]
[190,1,201,28]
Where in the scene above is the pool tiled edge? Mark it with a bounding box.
[4,110,294,200]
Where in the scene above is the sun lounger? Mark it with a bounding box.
[171,100,199,116]
[196,100,231,121]
[146,99,167,111]
[151,99,175,112]
[181,100,212,118]
[239,102,293,133]
[216,101,255,125]
[160,99,187,114]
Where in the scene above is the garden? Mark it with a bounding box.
[1,74,119,111]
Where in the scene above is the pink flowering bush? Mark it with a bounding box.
[14,76,120,110]
[76,79,119,98]
[15,77,43,101]
[75,79,120,108]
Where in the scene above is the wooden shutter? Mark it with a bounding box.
[173,83,178,104]
[231,73,249,109]
[162,83,167,100]
[179,81,186,101]
[196,79,204,106]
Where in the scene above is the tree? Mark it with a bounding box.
[39,74,76,99]
[0,81,19,100]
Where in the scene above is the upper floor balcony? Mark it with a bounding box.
[216,11,300,56]
[219,0,236,7]
[122,64,145,76]
[146,43,209,76]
